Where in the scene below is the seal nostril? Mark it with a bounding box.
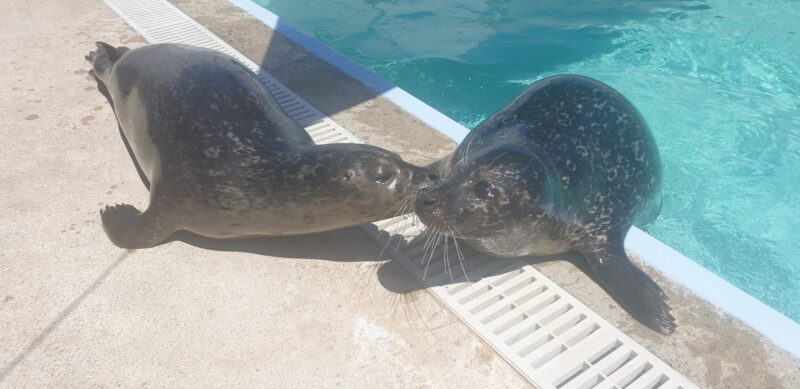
[417,192,439,208]
[427,173,439,181]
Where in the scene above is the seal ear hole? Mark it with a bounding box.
[343,170,355,181]
[473,180,495,199]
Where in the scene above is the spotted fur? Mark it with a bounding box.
[416,75,675,334]
[87,42,436,248]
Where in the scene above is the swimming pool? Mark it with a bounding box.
[254,0,800,323]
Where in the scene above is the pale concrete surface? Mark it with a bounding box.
[0,0,528,387]
[2,0,800,388]
[165,0,800,388]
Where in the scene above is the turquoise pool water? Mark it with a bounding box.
[255,0,800,322]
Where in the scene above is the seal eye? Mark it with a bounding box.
[473,180,494,199]
[375,171,396,184]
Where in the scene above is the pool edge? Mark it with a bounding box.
[227,0,800,359]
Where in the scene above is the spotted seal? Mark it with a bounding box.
[86,42,437,249]
[415,75,675,334]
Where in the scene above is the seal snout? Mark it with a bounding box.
[414,188,444,221]
[416,189,439,209]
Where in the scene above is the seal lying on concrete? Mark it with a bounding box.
[86,42,436,249]
[414,75,675,334]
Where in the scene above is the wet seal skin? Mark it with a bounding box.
[415,75,675,334]
[86,42,436,249]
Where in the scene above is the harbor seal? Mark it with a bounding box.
[414,75,675,334]
[86,42,437,249]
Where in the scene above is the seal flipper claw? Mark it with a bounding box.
[582,247,676,335]
[100,203,172,249]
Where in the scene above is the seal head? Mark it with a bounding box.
[417,142,570,257]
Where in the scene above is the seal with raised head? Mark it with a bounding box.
[86,42,437,249]
[414,75,675,334]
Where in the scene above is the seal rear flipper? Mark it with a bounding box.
[85,44,150,190]
[100,203,173,249]
[85,42,128,83]
[582,247,676,335]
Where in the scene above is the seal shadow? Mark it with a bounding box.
[168,228,386,263]
[375,235,597,294]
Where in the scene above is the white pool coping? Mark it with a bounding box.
[228,0,800,359]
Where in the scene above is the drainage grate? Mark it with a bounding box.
[370,220,696,389]
[101,1,698,388]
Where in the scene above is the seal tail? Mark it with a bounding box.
[582,246,676,335]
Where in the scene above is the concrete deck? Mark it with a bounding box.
[1,0,799,387]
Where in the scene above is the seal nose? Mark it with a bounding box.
[416,188,440,210]
[426,173,439,182]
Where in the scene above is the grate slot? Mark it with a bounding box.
[517,309,582,359]
[492,290,557,336]
[555,362,592,389]
[561,346,634,389]
[604,360,652,389]
[501,274,541,298]
[547,329,613,386]
[530,321,593,369]
[650,378,681,389]
[627,369,668,389]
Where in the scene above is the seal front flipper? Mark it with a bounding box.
[582,246,676,335]
[100,203,174,249]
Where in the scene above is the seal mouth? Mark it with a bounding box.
[414,196,451,233]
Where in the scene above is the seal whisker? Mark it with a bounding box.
[390,198,418,253]
[375,194,418,261]
[487,151,512,170]
[421,225,440,266]
[376,235,394,262]
[394,197,415,237]
[390,194,414,219]
[355,261,384,302]
[461,135,477,168]
[422,231,442,280]
[420,225,436,259]
[395,214,412,251]
[375,194,413,242]
[443,234,450,280]
[447,226,471,282]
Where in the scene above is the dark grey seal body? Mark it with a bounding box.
[415,75,675,334]
[87,42,436,248]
